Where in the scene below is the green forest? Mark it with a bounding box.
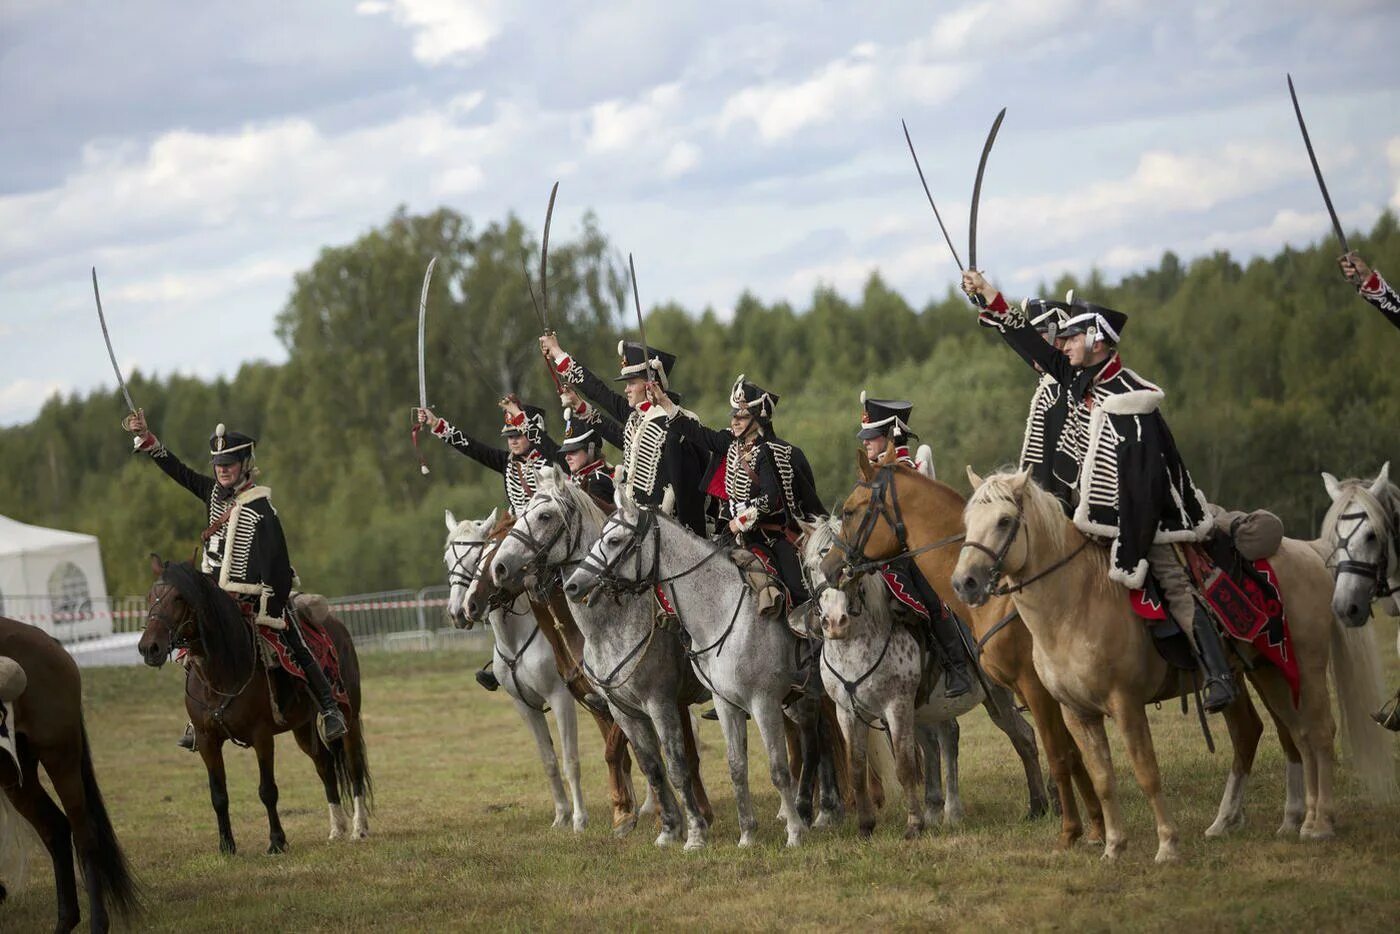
[3,207,1397,598]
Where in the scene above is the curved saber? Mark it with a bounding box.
[92,267,137,415]
[901,119,964,272]
[1287,75,1349,253]
[417,256,437,410]
[540,181,559,331]
[968,107,1006,274]
[628,253,651,385]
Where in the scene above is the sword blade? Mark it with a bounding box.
[92,267,136,413]
[968,107,1006,273]
[1287,75,1349,253]
[628,253,651,384]
[901,118,964,272]
[417,256,437,409]
[540,181,559,331]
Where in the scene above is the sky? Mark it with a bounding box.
[2,0,1398,426]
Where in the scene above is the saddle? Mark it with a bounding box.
[877,561,955,708]
[253,600,351,711]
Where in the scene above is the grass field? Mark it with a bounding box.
[7,618,1400,933]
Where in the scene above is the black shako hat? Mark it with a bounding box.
[614,340,676,389]
[1059,290,1128,344]
[209,423,255,465]
[1024,298,1071,338]
[556,414,599,455]
[857,392,914,441]
[729,375,778,422]
[500,404,547,440]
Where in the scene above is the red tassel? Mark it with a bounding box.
[412,424,430,476]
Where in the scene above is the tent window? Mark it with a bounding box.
[48,562,91,621]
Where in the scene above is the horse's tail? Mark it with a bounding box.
[77,718,142,918]
[1328,613,1396,801]
[331,713,374,812]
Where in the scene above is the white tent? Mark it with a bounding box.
[0,514,112,641]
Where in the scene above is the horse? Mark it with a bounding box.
[798,515,1048,838]
[444,509,588,830]
[562,487,836,849]
[820,453,1106,850]
[953,468,1393,861]
[137,558,373,854]
[486,470,715,848]
[1317,461,1400,737]
[0,618,138,932]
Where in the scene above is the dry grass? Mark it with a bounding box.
[7,617,1400,932]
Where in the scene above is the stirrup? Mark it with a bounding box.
[317,709,348,745]
[582,692,609,715]
[943,664,973,699]
[1200,672,1237,714]
[1374,695,1400,732]
[475,669,500,691]
[176,722,197,751]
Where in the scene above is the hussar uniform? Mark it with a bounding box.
[981,293,1236,711]
[1355,268,1400,331]
[426,404,562,516]
[557,407,616,506]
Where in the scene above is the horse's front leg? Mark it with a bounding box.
[648,700,710,851]
[1109,697,1178,864]
[677,699,713,825]
[885,702,925,840]
[751,700,803,847]
[253,732,287,854]
[715,698,757,846]
[198,735,236,854]
[1206,688,1262,837]
[1060,706,1125,860]
[610,706,680,847]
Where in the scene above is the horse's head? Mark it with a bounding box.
[493,467,592,589]
[137,555,198,668]
[953,467,1039,607]
[564,491,653,601]
[444,507,500,630]
[1321,462,1398,627]
[823,450,900,584]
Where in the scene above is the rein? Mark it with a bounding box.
[1326,489,1400,598]
[961,489,1090,599]
[836,466,964,577]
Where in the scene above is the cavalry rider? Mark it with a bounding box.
[858,394,932,476]
[1338,251,1400,331]
[557,387,616,505]
[650,375,824,610]
[538,333,708,534]
[855,395,975,698]
[415,394,562,692]
[990,298,1076,509]
[964,270,1237,712]
[126,412,348,747]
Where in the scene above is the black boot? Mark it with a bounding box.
[176,721,197,751]
[1192,607,1238,714]
[929,610,973,699]
[285,622,348,743]
[475,661,500,691]
[582,692,609,715]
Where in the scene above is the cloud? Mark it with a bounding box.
[1388,136,1400,211]
[0,378,68,424]
[926,0,1093,56]
[355,0,501,66]
[586,83,683,154]
[662,141,700,179]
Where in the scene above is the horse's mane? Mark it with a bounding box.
[969,470,1117,596]
[160,561,254,675]
[539,471,608,531]
[1319,473,1400,544]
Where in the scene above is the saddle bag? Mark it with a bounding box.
[1209,506,1284,561]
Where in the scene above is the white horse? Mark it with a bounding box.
[444,509,586,831]
[798,516,1047,838]
[1317,461,1400,739]
[489,470,713,850]
[564,491,825,849]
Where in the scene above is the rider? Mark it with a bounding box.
[964,270,1237,713]
[538,334,708,534]
[650,375,824,609]
[126,412,348,748]
[853,394,974,697]
[557,387,616,506]
[1338,251,1400,331]
[415,395,562,692]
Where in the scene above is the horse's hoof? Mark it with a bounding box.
[219,839,237,856]
[1154,843,1180,864]
[572,814,588,833]
[858,822,876,840]
[1205,811,1245,838]
[683,837,707,852]
[654,831,679,847]
[1101,841,1126,861]
[1300,824,1335,842]
[812,810,839,830]
[267,841,288,855]
[613,814,638,838]
[552,814,569,829]
[903,823,924,841]
[738,834,755,848]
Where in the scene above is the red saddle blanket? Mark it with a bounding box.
[257,619,351,710]
[1130,558,1298,704]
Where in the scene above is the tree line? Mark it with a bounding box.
[3,206,1396,598]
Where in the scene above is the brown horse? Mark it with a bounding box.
[0,617,138,932]
[137,558,373,855]
[822,452,1105,849]
[462,515,712,831]
[954,469,1390,861]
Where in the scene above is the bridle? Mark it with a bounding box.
[834,466,965,578]
[503,493,588,585]
[1327,490,1399,599]
[576,507,729,600]
[960,487,1090,599]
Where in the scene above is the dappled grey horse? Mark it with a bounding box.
[444,509,587,831]
[565,492,832,848]
[799,516,1047,838]
[490,469,713,849]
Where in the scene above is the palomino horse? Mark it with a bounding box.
[459,511,647,835]
[444,509,588,831]
[820,453,1105,849]
[1317,461,1400,738]
[492,470,719,848]
[564,489,838,849]
[0,617,138,932]
[800,515,1049,838]
[138,559,373,854]
[954,469,1393,861]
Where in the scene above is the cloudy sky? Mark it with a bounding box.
[3,0,1398,426]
